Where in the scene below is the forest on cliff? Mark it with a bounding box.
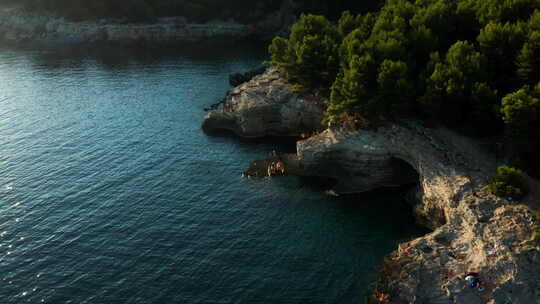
[2,0,383,23]
[269,0,540,174]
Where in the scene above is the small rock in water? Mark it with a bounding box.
[324,190,339,197]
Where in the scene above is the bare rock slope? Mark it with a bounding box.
[299,126,540,303]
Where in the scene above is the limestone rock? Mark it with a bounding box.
[201,62,540,302]
[202,67,325,137]
[214,70,540,303]
[295,125,540,303]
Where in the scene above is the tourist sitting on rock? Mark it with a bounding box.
[276,161,285,174]
[464,272,481,288]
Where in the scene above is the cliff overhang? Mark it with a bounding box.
[203,67,540,303]
[202,67,326,138]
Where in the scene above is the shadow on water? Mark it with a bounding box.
[267,170,430,242]
[297,175,339,190]
[296,176,430,239]
[0,41,431,303]
[4,40,268,70]
[206,130,300,154]
[268,175,431,300]
[207,128,429,242]
[338,187,432,237]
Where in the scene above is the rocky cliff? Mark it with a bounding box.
[203,68,540,303]
[299,125,539,303]
[0,3,296,46]
[202,67,325,137]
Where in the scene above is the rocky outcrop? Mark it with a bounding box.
[203,67,540,302]
[202,67,326,137]
[0,2,296,46]
[297,125,540,303]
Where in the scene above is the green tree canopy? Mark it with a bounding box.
[269,0,539,139]
[500,83,540,130]
[269,14,340,89]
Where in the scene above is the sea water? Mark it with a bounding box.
[0,44,422,304]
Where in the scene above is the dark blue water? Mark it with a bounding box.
[0,44,420,304]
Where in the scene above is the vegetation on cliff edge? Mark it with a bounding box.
[488,165,529,200]
[269,0,540,174]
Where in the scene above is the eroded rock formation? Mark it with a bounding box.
[203,67,540,303]
[298,125,540,303]
[203,67,325,137]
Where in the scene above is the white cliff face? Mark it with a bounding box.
[202,67,326,137]
[297,125,487,227]
[297,125,540,303]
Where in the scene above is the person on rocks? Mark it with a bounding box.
[268,162,274,177]
[276,161,285,174]
[464,272,481,288]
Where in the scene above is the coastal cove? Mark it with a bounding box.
[0,45,423,303]
[2,0,539,302]
[203,67,540,302]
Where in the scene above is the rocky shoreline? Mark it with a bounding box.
[0,4,295,46]
[203,68,540,303]
[202,67,326,138]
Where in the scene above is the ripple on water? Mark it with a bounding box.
[0,45,425,304]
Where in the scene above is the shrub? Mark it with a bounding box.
[488,165,529,199]
[500,83,540,130]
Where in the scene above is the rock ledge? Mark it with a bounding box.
[203,68,540,303]
[298,125,540,303]
[202,67,326,138]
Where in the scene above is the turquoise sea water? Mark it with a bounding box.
[0,44,421,304]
